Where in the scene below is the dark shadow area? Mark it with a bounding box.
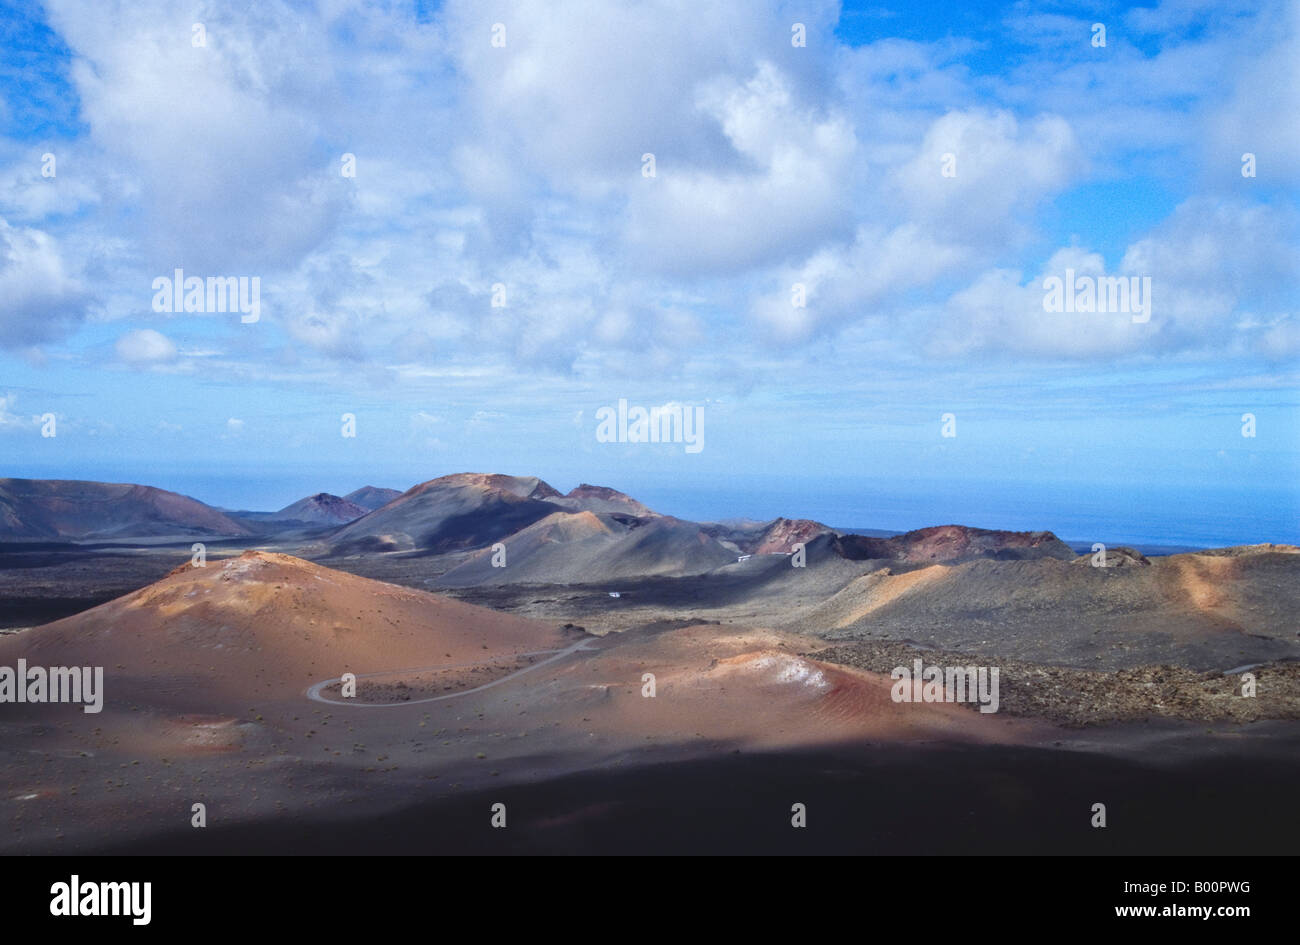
[90,741,1300,855]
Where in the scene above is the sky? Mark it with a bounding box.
[0,0,1296,546]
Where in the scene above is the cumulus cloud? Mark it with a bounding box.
[933,251,1151,359]
[442,0,837,184]
[1201,2,1300,181]
[622,61,858,275]
[0,148,100,222]
[891,109,1084,241]
[115,328,177,364]
[0,0,1291,382]
[751,222,973,341]
[0,219,92,349]
[930,197,1299,359]
[1120,197,1299,345]
[43,0,351,273]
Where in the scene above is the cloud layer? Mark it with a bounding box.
[0,0,1295,383]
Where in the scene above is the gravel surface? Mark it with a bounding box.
[810,640,1300,727]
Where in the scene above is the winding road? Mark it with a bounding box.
[304,636,600,707]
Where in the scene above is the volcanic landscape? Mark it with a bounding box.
[1,473,1297,854]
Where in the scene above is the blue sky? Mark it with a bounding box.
[0,0,1297,546]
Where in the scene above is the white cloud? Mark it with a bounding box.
[0,147,101,222]
[1202,2,1300,179]
[930,197,1299,359]
[933,251,1150,359]
[0,392,36,433]
[1120,197,1299,346]
[622,61,858,275]
[891,109,1084,242]
[751,222,973,341]
[1255,315,1300,359]
[115,328,177,364]
[0,0,1291,385]
[0,219,91,348]
[442,0,837,185]
[43,0,350,273]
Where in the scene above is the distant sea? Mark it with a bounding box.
[12,466,1295,551]
[633,477,1300,550]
